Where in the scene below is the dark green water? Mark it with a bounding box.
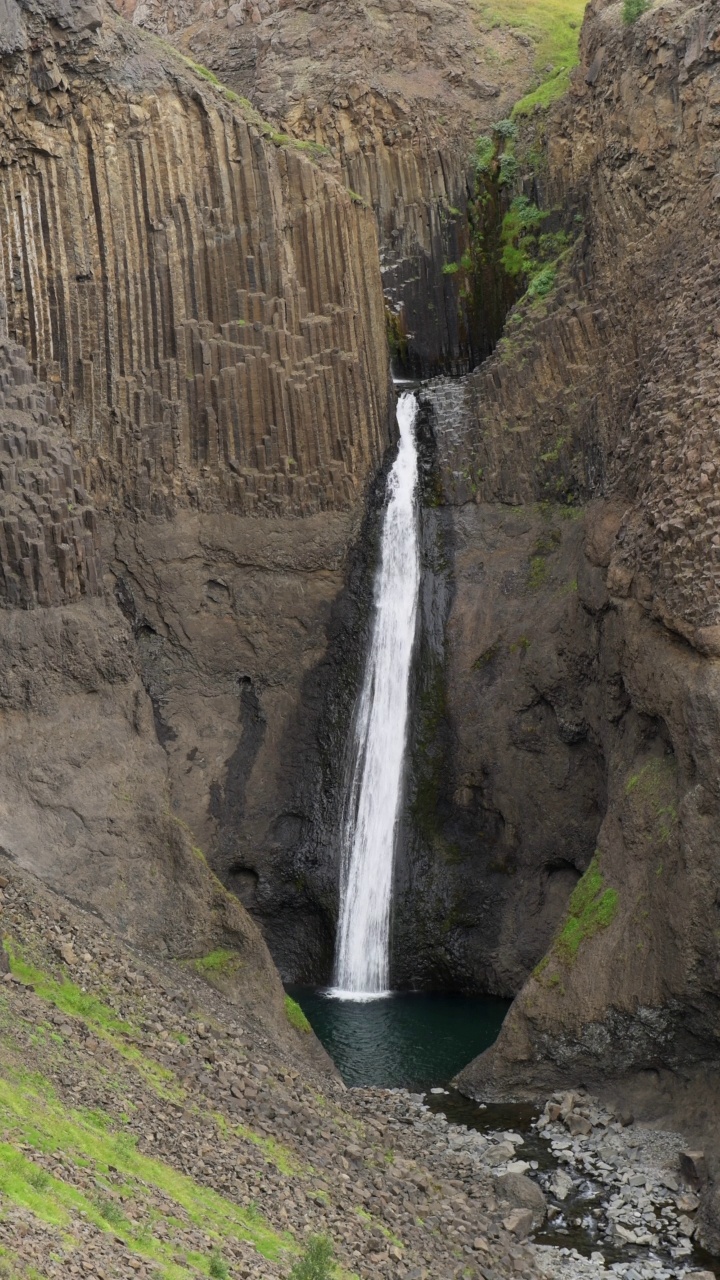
[286,988,510,1089]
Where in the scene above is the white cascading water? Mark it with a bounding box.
[332,392,421,999]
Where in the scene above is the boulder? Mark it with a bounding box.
[502,1207,534,1239]
[495,1172,547,1229]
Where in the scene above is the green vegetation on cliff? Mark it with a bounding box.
[473,0,586,115]
[623,0,651,23]
[554,855,619,963]
[534,855,618,979]
[285,995,312,1034]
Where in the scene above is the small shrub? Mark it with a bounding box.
[528,264,557,298]
[474,134,495,174]
[493,118,518,140]
[498,153,519,186]
[623,0,650,22]
[289,1235,334,1280]
[93,1196,127,1229]
[209,1253,229,1280]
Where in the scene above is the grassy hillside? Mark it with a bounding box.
[473,0,589,113]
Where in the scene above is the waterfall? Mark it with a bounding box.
[332,392,421,999]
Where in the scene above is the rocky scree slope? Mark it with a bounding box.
[395,0,720,1251]
[0,859,603,1280]
[119,0,545,375]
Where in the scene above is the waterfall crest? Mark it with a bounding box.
[332,392,421,999]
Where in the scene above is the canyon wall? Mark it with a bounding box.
[0,326,304,1053]
[0,3,390,517]
[389,0,720,1245]
[0,0,394,1032]
[122,0,539,374]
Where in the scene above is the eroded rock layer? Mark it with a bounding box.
[0,0,391,517]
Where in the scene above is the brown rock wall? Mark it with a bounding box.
[0,4,391,518]
[0,337,102,607]
[427,0,720,632]
[125,0,537,373]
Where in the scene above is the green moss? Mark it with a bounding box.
[386,307,409,367]
[624,757,678,844]
[553,855,618,964]
[500,197,570,304]
[527,556,548,590]
[442,262,460,275]
[193,949,241,978]
[472,641,501,671]
[285,994,312,1035]
[509,635,531,653]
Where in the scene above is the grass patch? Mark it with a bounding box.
[0,1069,294,1272]
[472,0,587,116]
[234,1122,303,1177]
[5,941,182,1103]
[285,994,312,1035]
[553,854,618,964]
[4,942,133,1036]
[623,0,650,22]
[193,949,242,978]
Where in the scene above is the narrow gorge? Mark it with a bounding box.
[0,1,719,1279]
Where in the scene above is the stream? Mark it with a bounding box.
[290,988,720,1279]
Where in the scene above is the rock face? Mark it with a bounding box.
[0,337,102,606]
[0,344,289,1041]
[124,0,538,374]
[0,0,398,1035]
[393,0,720,1249]
[0,1,390,518]
[0,0,396,990]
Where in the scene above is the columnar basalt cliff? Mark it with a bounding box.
[0,0,399,1050]
[122,0,541,374]
[0,331,299,1051]
[0,0,398,995]
[0,336,102,606]
[0,0,390,518]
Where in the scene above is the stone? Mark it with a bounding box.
[495,1173,546,1229]
[485,1141,516,1167]
[679,1151,708,1188]
[566,1113,593,1137]
[502,1208,534,1239]
[548,1169,573,1202]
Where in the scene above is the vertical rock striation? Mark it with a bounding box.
[0,335,102,606]
[123,0,539,373]
[0,3,391,517]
